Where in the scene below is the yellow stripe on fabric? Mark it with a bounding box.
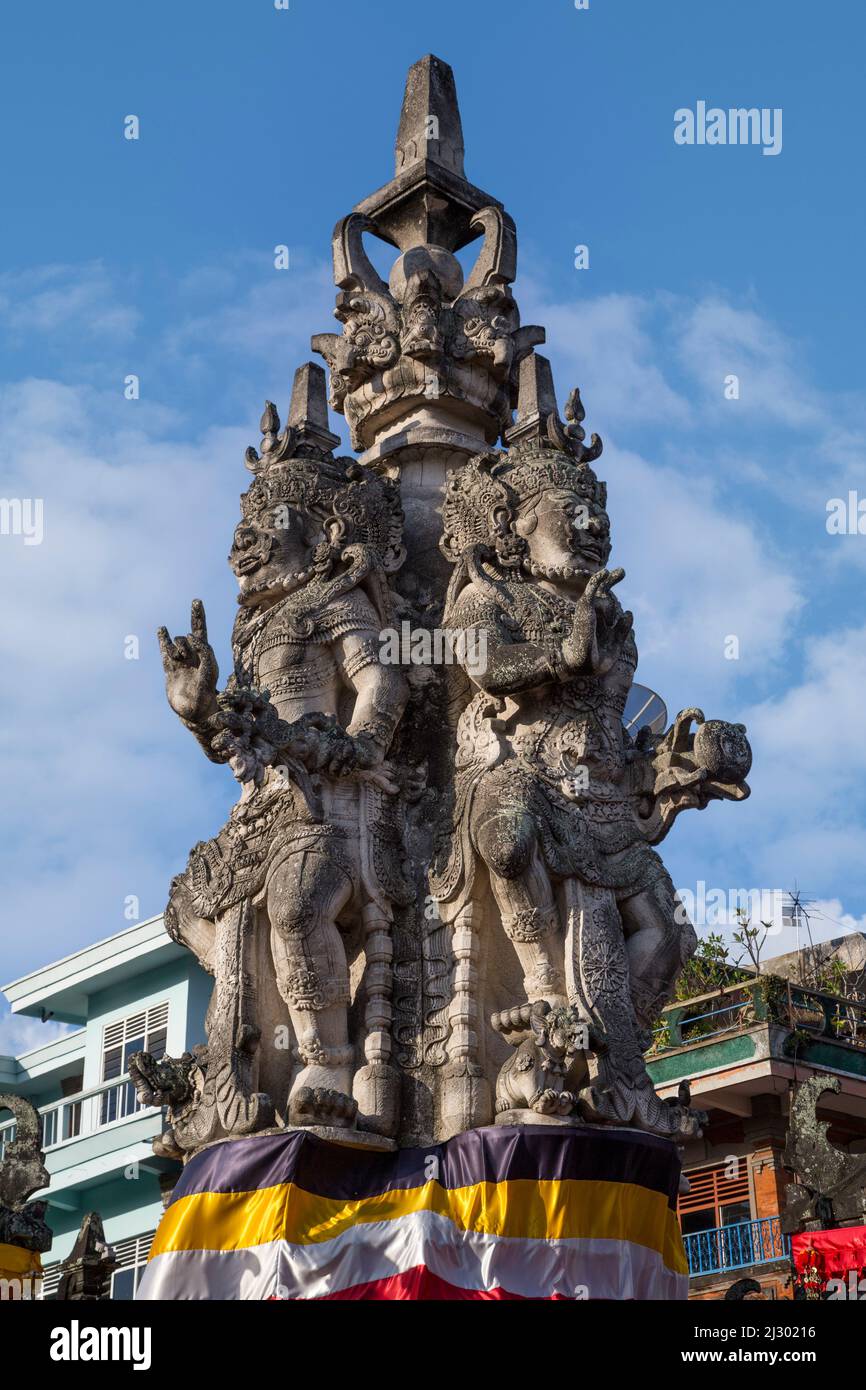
[151,1178,687,1275]
[0,1243,42,1277]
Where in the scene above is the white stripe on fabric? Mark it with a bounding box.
[138,1209,686,1301]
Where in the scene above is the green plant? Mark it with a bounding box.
[731,907,773,973]
[754,971,788,1024]
[674,932,748,1000]
[783,1026,812,1060]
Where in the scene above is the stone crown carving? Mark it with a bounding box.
[312,56,545,455]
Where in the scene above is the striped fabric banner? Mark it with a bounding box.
[138,1125,688,1301]
[0,1243,42,1298]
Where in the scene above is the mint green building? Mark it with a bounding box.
[0,916,210,1297]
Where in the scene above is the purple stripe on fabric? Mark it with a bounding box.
[166,1124,681,1210]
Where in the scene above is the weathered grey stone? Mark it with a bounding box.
[313,55,543,461]
[783,1074,866,1231]
[491,1001,596,1120]
[396,53,466,178]
[140,363,410,1151]
[285,362,341,454]
[56,1212,117,1301]
[0,1093,51,1253]
[140,55,752,1156]
[430,408,749,1138]
[357,55,501,253]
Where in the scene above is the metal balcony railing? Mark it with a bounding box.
[651,976,866,1053]
[682,1216,790,1277]
[0,1076,156,1160]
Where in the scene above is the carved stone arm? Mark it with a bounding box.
[180,704,227,763]
[343,650,408,764]
[631,709,752,843]
[455,622,565,697]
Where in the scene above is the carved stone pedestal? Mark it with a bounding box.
[494,1109,586,1127]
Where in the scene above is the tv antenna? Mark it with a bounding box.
[784,886,815,984]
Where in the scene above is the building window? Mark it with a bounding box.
[39,1230,156,1301]
[39,1263,61,1300]
[100,1004,169,1125]
[678,1160,752,1235]
[110,1231,156,1300]
[102,1003,169,1082]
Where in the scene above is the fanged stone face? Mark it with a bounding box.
[518,488,612,577]
[229,508,314,606]
[544,1008,587,1060]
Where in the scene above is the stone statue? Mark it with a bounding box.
[139,365,412,1150]
[135,55,754,1156]
[491,1001,599,1120]
[783,1074,866,1230]
[0,1093,51,1254]
[56,1212,117,1301]
[430,358,751,1138]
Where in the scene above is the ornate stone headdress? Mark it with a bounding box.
[239,365,405,576]
[439,352,607,569]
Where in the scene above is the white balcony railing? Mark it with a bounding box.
[0,1076,157,1160]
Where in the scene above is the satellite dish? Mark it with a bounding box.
[624,683,667,736]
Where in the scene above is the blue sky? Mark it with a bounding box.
[1,0,865,1051]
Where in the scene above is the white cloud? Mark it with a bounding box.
[602,440,802,703]
[674,295,823,430]
[669,623,866,919]
[746,622,866,797]
[0,377,246,975]
[0,1005,74,1060]
[0,263,139,342]
[518,276,692,428]
[161,254,338,386]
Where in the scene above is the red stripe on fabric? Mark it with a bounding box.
[307,1265,575,1301]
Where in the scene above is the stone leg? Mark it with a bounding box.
[475,809,567,1005]
[619,871,698,1038]
[564,877,699,1138]
[267,847,357,1128]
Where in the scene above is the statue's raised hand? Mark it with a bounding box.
[561,567,625,675]
[158,600,219,725]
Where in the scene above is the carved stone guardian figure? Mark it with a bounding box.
[137,365,411,1150]
[0,1093,51,1255]
[56,1212,118,1301]
[431,356,751,1138]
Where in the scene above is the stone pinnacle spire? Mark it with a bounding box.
[395,55,465,178]
[355,54,502,253]
[286,362,340,453]
[504,353,561,450]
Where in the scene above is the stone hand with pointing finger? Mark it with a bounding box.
[158,599,221,755]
